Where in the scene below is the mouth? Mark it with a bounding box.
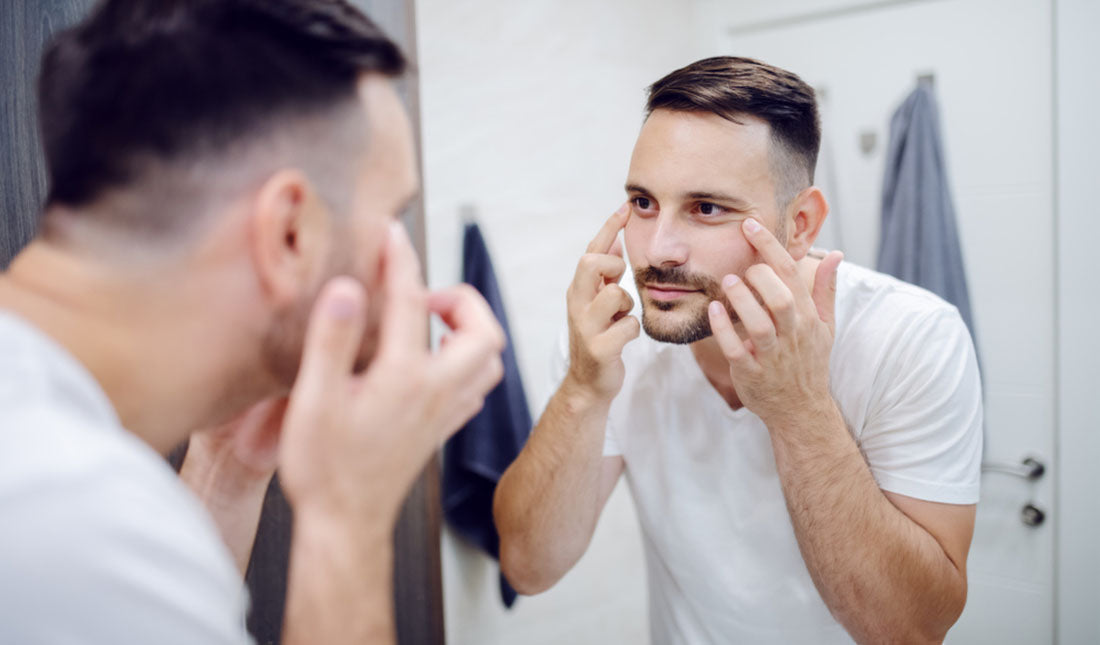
[645,284,702,302]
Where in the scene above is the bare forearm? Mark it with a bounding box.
[284,511,395,645]
[768,401,965,643]
[494,380,609,592]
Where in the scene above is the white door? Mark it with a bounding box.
[706,0,1057,641]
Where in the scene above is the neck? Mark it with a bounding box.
[690,337,744,409]
[0,238,275,454]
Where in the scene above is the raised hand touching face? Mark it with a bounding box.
[707,217,844,427]
[278,222,505,527]
[565,203,642,403]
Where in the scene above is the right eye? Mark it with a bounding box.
[631,196,657,217]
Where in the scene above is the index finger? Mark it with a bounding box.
[586,202,631,254]
[428,285,504,350]
[293,276,368,398]
[376,221,429,356]
[742,217,803,291]
[429,286,505,384]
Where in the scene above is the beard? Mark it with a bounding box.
[260,288,318,388]
[260,242,378,388]
[634,218,788,345]
[633,265,735,345]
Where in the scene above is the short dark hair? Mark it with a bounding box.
[38,0,406,232]
[646,56,820,209]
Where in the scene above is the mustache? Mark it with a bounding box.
[634,265,716,291]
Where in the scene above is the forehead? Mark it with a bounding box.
[355,73,418,194]
[628,109,773,196]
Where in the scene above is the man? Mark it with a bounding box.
[0,1,504,643]
[495,57,982,644]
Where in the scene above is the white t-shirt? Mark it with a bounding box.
[0,313,252,645]
[559,262,983,644]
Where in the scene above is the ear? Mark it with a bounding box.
[784,186,829,261]
[247,169,328,307]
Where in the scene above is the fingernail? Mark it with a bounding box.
[722,274,740,289]
[616,202,630,215]
[743,218,761,234]
[328,293,360,319]
[326,278,362,319]
[708,301,723,317]
[390,220,409,240]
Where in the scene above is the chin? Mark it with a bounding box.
[640,303,713,345]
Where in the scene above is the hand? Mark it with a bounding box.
[707,217,844,426]
[179,397,287,574]
[277,222,505,529]
[564,203,641,402]
[184,397,287,483]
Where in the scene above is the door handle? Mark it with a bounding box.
[1021,503,1046,527]
[982,457,1045,481]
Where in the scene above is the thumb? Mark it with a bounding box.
[293,276,368,402]
[812,251,843,331]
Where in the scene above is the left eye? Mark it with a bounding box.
[697,202,725,216]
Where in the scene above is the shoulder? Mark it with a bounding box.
[832,262,972,378]
[827,265,982,503]
[835,262,961,330]
[0,408,249,644]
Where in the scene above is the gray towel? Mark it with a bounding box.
[877,82,979,357]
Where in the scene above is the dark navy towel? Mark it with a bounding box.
[443,222,532,608]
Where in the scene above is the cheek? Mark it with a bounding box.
[699,231,757,278]
[623,219,648,262]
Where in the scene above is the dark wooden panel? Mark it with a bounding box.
[0,0,94,268]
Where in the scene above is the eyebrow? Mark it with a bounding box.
[625,183,753,210]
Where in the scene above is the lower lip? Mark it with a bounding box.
[646,286,699,302]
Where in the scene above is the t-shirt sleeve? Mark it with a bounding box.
[550,327,622,457]
[857,306,983,504]
[0,439,253,645]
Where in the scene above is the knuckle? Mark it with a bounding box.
[771,295,794,315]
[625,316,641,338]
[596,284,618,306]
[453,283,479,301]
[745,319,775,340]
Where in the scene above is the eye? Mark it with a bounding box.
[695,202,727,217]
[631,196,658,217]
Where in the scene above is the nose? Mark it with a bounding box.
[644,212,689,268]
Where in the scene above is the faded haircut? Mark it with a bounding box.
[645,56,820,210]
[37,0,406,238]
